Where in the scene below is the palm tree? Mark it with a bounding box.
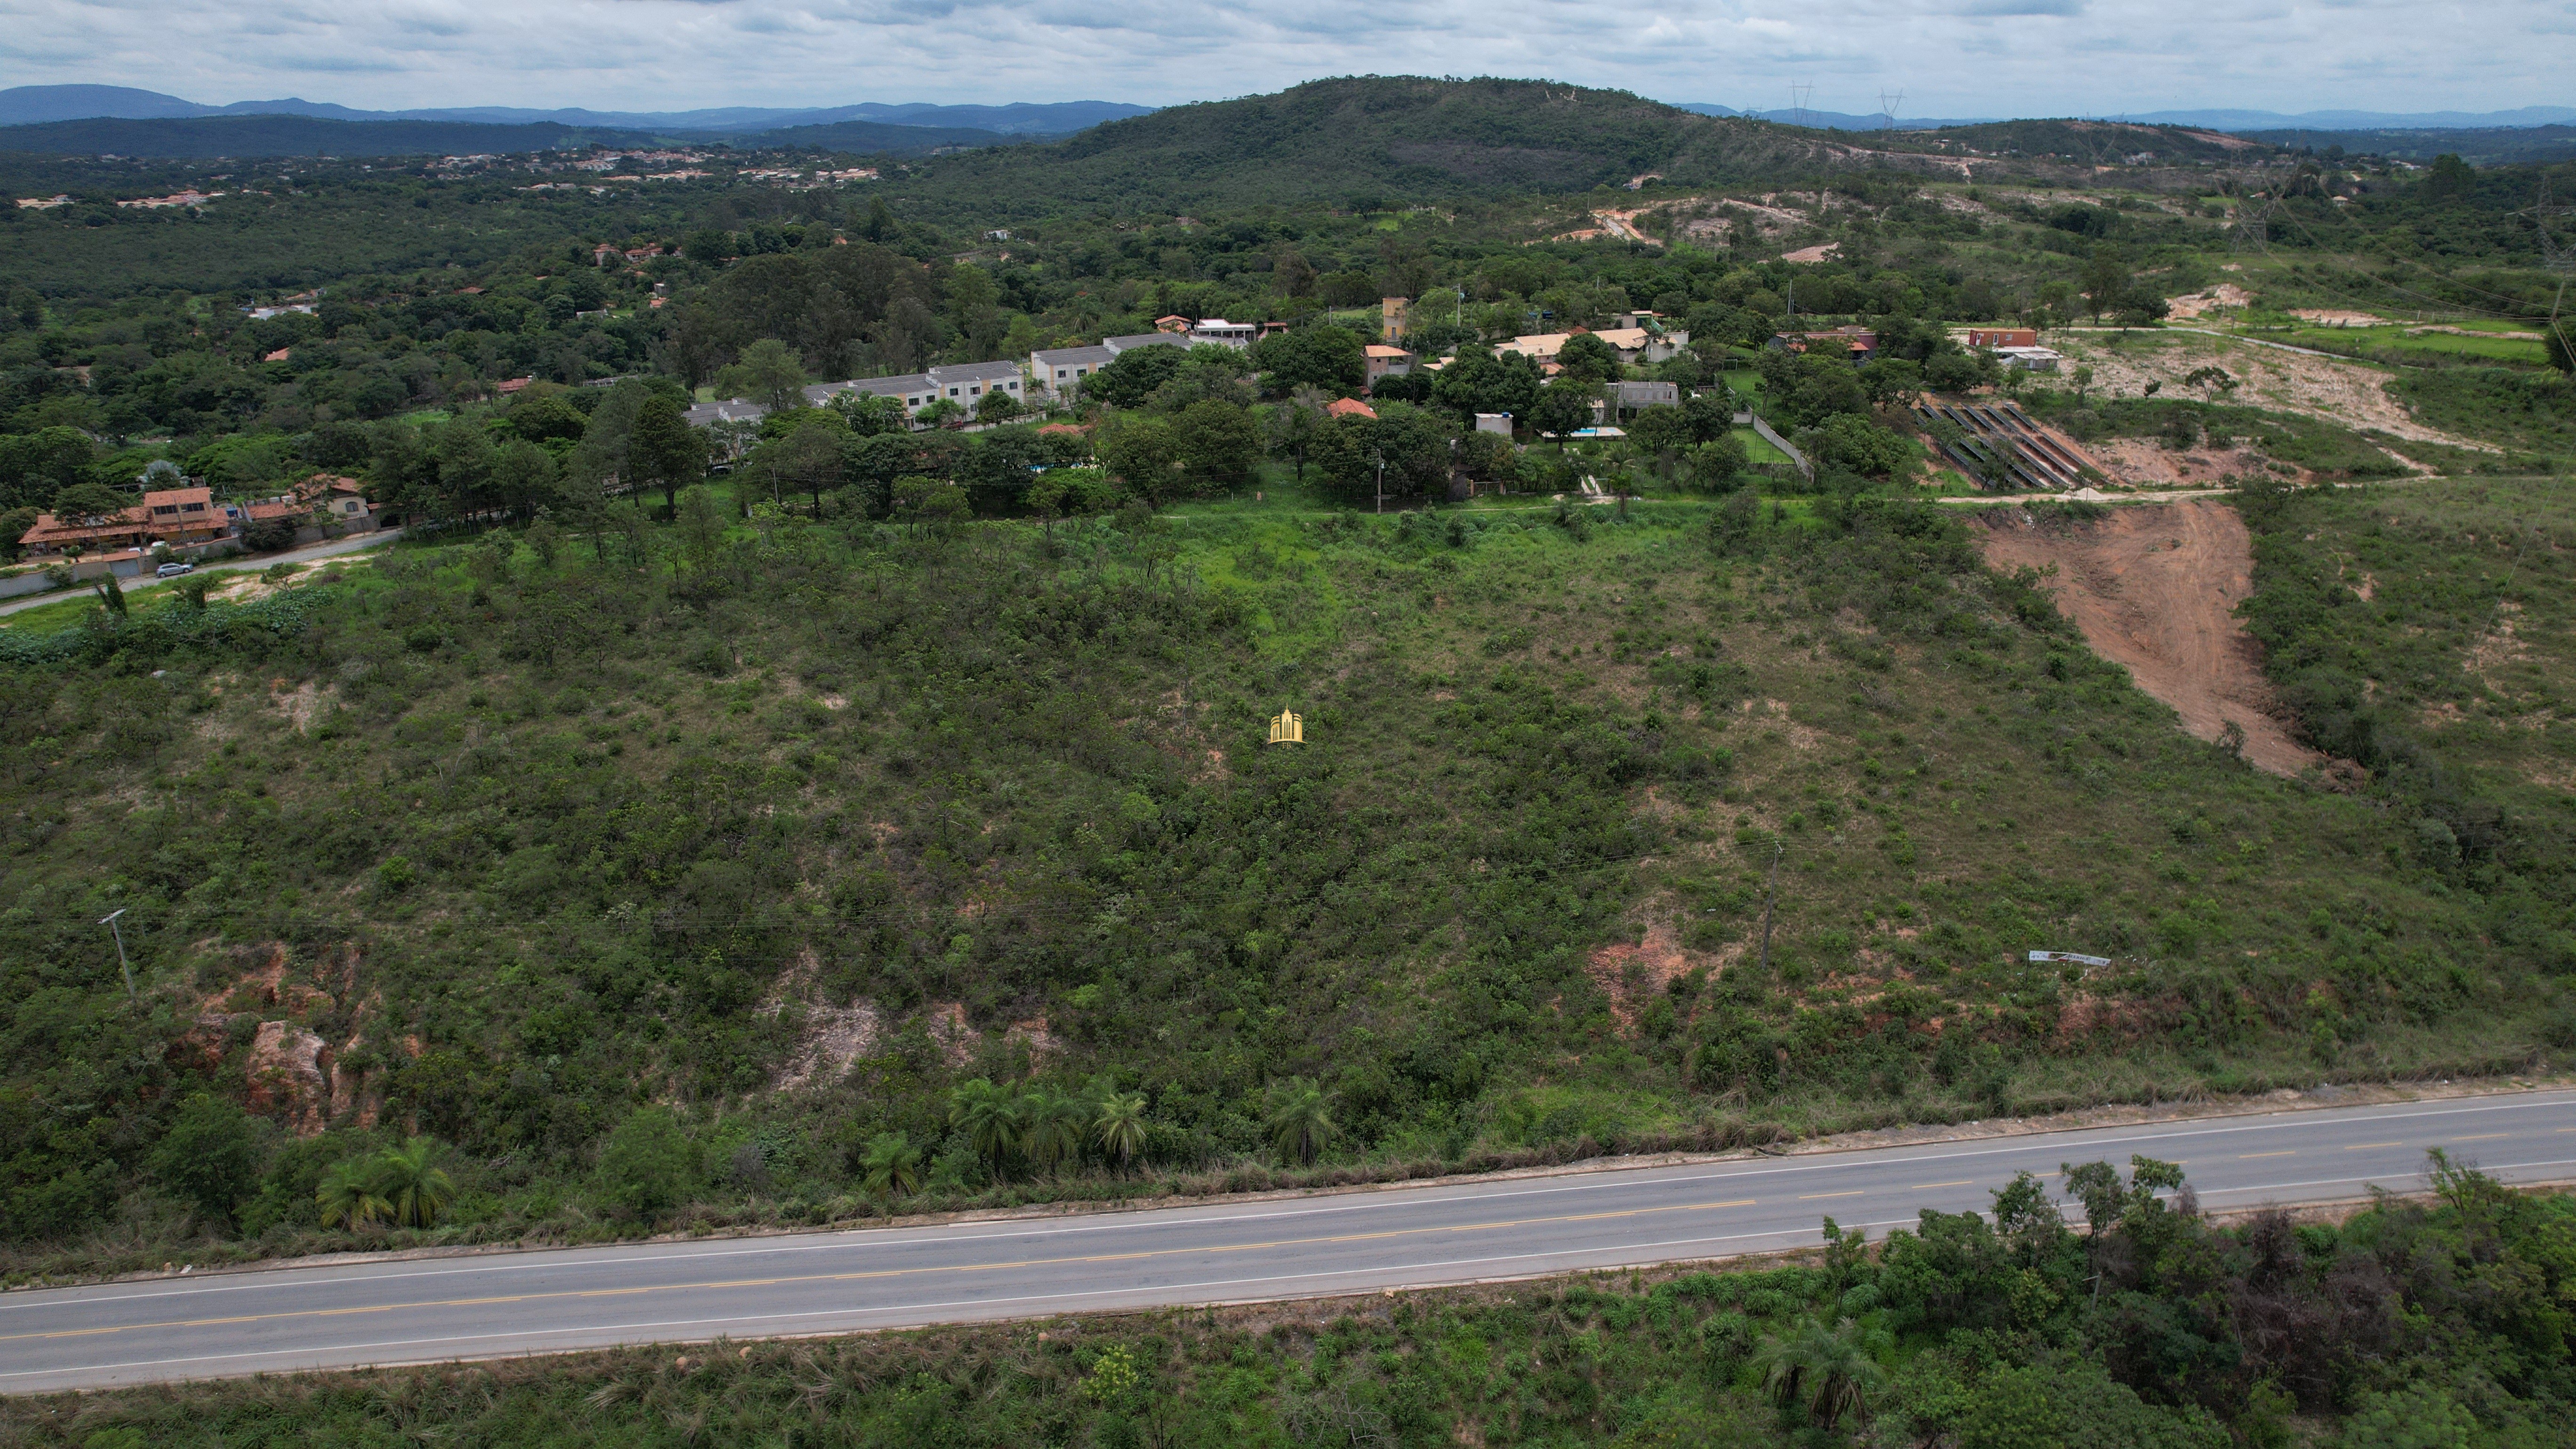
[370,1136,456,1229]
[1018,1089,1086,1175]
[949,1078,1022,1177]
[1750,1317,1889,1431]
[1092,1090,1149,1173]
[315,1158,391,1230]
[1264,1078,1336,1167]
[860,1133,924,1200]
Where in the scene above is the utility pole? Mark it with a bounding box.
[99,907,134,1000]
[1756,841,1783,976]
[1374,448,1386,515]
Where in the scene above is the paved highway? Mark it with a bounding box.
[6,1090,2572,1393]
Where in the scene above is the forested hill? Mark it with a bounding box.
[889,77,1925,214]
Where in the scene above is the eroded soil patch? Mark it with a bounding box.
[1976,500,2321,777]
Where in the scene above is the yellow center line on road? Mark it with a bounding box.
[2452,1134,2510,1142]
[1909,1182,1974,1191]
[10,1196,1771,1346]
[1798,1191,1864,1200]
[2344,1142,2404,1150]
[2238,1151,2297,1159]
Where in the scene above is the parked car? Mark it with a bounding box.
[155,562,195,579]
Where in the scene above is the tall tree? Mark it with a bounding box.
[629,395,704,520]
[1264,1078,1335,1166]
[369,1137,456,1230]
[949,1079,1022,1175]
[714,338,809,414]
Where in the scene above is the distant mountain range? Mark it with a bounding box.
[0,112,1038,161]
[1674,102,2576,133]
[7,83,2569,142]
[0,85,1148,135]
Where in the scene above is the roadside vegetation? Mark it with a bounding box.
[8,1163,2569,1448]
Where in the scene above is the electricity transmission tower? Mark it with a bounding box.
[1788,81,1814,128]
[2517,179,2576,365]
[1876,89,1905,131]
[2226,189,2281,254]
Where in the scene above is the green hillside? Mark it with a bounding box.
[4,489,2567,1273]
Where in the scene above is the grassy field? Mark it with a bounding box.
[2254,323,2551,367]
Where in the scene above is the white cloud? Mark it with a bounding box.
[0,0,2558,116]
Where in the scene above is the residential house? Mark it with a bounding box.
[17,485,230,557]
[1030,344,1117,399]
[1029,332,1190,400]
[233,475,379,543]
[1381,297,1409,340]
[684,398,772,428]
[1600,380,1680,421]
[1363,345,1415,388]
[1187,319,1256,347]
[1992,346,2063,373]
[1494,331,1578,363]
[1153,314,1194,334]
[1103,332,1190,357]
[1325,398,1377,420]
[1587,326,1691,366]
[1770,326,1879,363]
[1964,328,2038,349]
[801,361,1031,419]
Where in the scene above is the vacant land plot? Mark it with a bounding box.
[2055,330,2497,452]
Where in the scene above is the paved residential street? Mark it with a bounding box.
[3,1089,2569,1393]
[0,529,403,620]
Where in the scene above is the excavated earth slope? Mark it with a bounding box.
[1975,499,2321,777]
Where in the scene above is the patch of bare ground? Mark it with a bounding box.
[760,948,881,1092]
[1972,499,2326,777]
[2090,437,2292,488]
[2058,333,2496,454]
[175,942,382,1135]
[2164,283,2252,320]
[1585,922,1690,1034]
[2465,600,2530,687]
[1739,697,1819,750]
[270,677,330,733]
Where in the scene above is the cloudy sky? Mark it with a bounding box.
[2,0,2562,116]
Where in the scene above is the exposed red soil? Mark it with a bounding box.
[1974,500,2322,777]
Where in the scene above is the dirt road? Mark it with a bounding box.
[1974,499,2320,777]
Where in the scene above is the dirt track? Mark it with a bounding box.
[1975,500,2320,776]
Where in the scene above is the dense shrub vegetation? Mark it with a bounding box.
[3,487,2568,1272]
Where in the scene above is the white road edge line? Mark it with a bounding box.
[10,1096,2568,1314]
